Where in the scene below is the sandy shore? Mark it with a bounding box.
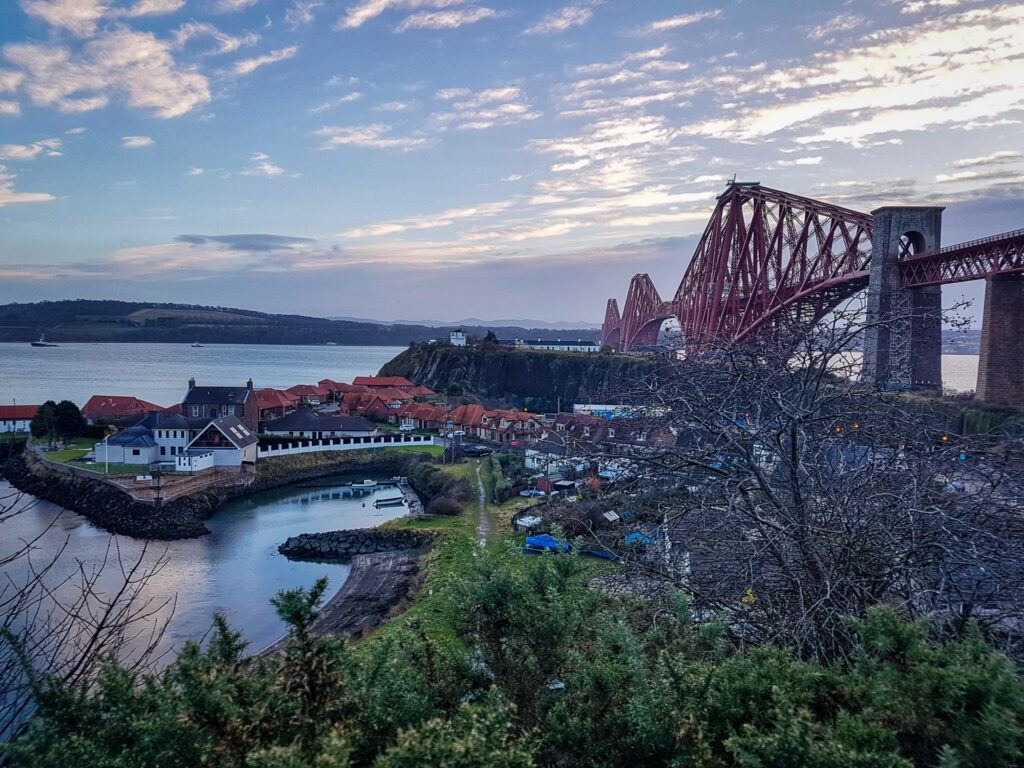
[262,547,423,654]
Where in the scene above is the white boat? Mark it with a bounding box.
[356,479,377,487]
[30,335,58,347]
[191,341,203,348]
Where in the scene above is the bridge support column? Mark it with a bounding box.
[977,274,1024,406]
[863,206,944,390]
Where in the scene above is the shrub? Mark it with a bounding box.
[426,497,464,516]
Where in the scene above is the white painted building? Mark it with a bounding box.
[0,406,38,434]
[514,339,601,353]
[450,329,467,346]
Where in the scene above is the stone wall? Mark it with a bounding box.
[977,274,1024,407]
[278,528,436,562]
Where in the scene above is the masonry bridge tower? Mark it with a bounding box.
[862,206,944,391]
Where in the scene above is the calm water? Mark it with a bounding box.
[0,343,404,408]
[0,478,407,656]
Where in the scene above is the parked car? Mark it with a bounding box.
[399,424,414,432]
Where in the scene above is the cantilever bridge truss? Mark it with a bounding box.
[601,183,1024,352]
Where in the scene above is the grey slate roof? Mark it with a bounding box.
[263,410,376,434]
[197,416,258,449]
[182,386,251,406]
[104,425,157,448]
[139,412,210,430]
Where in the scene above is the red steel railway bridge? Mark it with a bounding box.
[600,182,1024,405]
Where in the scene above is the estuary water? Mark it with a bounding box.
[0,343,405,408]
[0,478,408,657]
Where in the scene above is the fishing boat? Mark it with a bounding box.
[373,496,405,508]
[30,335,58,347]
[191,340,203,348]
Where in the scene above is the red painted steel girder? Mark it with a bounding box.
[601,299,621,348]
[900,228,1024,288]
[674,183,873,345]
[619,273,673,351]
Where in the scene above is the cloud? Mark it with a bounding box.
[233,45,298,75]
[646,10,721,32]
[396,7,496,32]
[373,100,413,111]
[214,0,257,12]
[172,22,260,55]
[807,12,865,40]
[241,151,297,176]
[502,173,522,181]
[336,0,466,30]
[0,164,55,207]
[673,4,1024,149]
[5,28,211,118]
[121,135,153,148]
[953,151,1023,168]
[286,0,323,27]
[0,101,20,115]
[431,85,540,130]
[19,0,107,37]
[65,126,86,133]
[186,166,203,175]
[314,123,427,150]
[0,70,25,91]
[118,0,184,17]
[523,5,592,35]
[309,91,362,113]
[342,199,513,237]
[175,233,314,251]
[0,138,62,159]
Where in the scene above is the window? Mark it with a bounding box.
[132,449,140,456]
[192,406,199,417]
[608,428,615,438]
[160,446,166,456]
[228,406,235,416]
[583,426,590,437]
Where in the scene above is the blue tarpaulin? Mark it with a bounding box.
[525,534,568,551]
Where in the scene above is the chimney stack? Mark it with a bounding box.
[246,378,254,390]
[188,377,196,390]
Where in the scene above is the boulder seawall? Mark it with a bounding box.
[278,528,436,562]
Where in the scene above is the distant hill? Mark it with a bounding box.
[330,315,602,330]
[0,300,600,346]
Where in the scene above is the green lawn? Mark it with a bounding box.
[38,437,154,476]
[384,444,443,457]
[38,437,95,463]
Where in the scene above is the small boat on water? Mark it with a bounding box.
[30,335,58,347]
[191,341,203,348]
[373,496,405,508]
[355,479,377,487]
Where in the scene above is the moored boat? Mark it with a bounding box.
[30,335,58,347]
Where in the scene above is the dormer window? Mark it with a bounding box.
[583,426,590,436]
[608,428,615,438]
[557,424,565,431]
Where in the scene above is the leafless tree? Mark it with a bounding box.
[0,485,174,739]
[574,302,1024,662]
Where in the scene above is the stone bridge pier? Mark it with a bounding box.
[863,206,944,391]
[976,274,1024,406]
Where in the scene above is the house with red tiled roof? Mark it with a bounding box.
[397,403,450,431]
[408,385,435,399]
[82,395,166,425]
[476,409,544,444]
[255,388,297,423]
[352,376,414,390]
[0,404,40,434]
[285,384,331,405]
[360,396,392,421]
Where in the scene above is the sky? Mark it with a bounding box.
[0,0,1022,325]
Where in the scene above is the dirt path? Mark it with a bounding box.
[475,462,490,545]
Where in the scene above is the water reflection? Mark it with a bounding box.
[0,477,407,661]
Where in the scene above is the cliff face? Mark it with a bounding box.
[378,345,658,411]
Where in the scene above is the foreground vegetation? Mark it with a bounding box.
[4,541,1022,768]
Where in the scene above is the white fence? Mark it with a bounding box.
[258,432,432,458]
